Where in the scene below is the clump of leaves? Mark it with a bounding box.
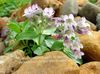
[4,4,91,64]
[89,0,97,3]
[0,0,32,17]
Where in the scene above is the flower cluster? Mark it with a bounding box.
[23,4,54,18]
[23,4,91,60]
[51,14,91,59]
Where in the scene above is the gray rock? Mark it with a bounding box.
[60,0,78,15]
[96,13,100,30]
[78,2,100,24]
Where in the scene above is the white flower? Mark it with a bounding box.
[62,14,74,22]
[76,17,91,34]
[23,7,33,18]
[77,17,90,28]
[62,14,77,33]
[43,7,55,18]
[73,50,84,59]
[23,4,42,18]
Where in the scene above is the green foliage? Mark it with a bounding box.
[4,19,57,57]
[0,0,32,17]
[63,48,83,64]
[89,0,97,3]
[4,8,83,64]
[4,19,83,64]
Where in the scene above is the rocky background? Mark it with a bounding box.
[0,0,100,74]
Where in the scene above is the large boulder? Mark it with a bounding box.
[78,2,100,24]
[13,51,79,74]
[77,0,88,6]
[80,62,100,74]
[96,13,100,30]
[79,31,100,61]
[60,0,78,15]
[0,50,29,74]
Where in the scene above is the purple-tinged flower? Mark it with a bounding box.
[61,14,77,33]
[73,49,84,59]
[43,7,55,18]
[76,17,91,34]
[63,32,84,59]
[63,33,76,48]
[23,4,42,18]
[52,17,64,27]
[62,14,74,22]
[77,17,90,28]
[77,27,89,34]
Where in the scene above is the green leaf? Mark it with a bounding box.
[22,20,30,32]
[8,22,20,33]
[16,30,35,41]
[45,39,55,48]
[33,35,45,45]
[4,46,13,53]
[31,45,38,51]
[63,48,75,59]
[34,45,49,55]
[51,40,64,51]
[43,28,56,35]
[63,48,83,64]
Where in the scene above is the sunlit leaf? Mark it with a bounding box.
[8,22,21,33]
[34,45,49,55]
[51,40,64,51]
[43,28,56,35]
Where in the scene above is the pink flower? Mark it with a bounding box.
[43,7,55,18]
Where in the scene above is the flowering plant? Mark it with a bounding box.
[4,4,91,64]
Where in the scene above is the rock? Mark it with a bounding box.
[32,0,64,9]
[0,27,9,40]
[78,2,100,24]
[60,0,78,15]
[79,31,100,62]
[77,0,88,6]
[0,41,5,55]
[13,51,79,74]
[86,20,97,31]
[75,16,96,31]
[80,62,100,74]
[0,17,9,29]
[0,50,29,74]
[11,4,30,22]
[96,0,100,7]
[96,13,100,30]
